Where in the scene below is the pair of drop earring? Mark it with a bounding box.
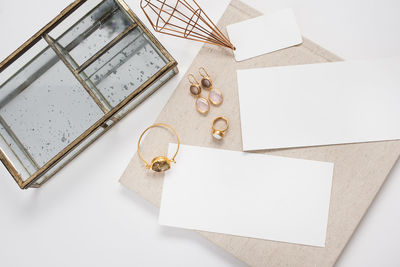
[188,67,223,114]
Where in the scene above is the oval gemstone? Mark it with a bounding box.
[209,89,223,105]
[201,78,212,88]
[190,85,200,95]
[196,97,210,114]
[151,159,170,172]
[213,132,223,140]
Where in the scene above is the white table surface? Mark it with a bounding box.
[0,0,399,266]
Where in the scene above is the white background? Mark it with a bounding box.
[0,0,399,266]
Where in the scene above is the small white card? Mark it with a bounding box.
[227,8,303,61]
[159,144,334,247]
[237,59,400,151]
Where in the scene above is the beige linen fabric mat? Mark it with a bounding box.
[120,0,400,266]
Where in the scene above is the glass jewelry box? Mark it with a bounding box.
[0,0,178,189]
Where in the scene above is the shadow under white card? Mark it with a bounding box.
[159,144,334,247]
[226,8,302,61]
[237,59,400,151]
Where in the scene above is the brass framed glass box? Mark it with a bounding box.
[0,0,178,189]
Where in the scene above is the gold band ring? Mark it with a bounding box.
[212,116,229,140]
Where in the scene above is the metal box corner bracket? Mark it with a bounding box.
[0,0,178,189]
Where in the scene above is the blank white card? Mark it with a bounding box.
[237,59,400,151]
[159,144,334,247]
[227,8,302,61]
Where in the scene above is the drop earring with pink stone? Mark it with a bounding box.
[209,88,223,106]
[188,74,210,115]
[199,67,223,106]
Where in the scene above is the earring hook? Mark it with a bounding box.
[187,73,198,84]
[198,67,209,78]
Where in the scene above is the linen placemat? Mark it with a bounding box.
[120,0,400,266]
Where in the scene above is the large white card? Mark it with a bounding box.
[226,8,303,61]
[237,59,400,151]
[159,144,334,247]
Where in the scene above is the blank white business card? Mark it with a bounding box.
[227,8,303,61]
[159,144,334,247]
[237,59,400,151]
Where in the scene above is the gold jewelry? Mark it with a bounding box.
[208,88,223,106]
[195,97,210,114]
[199,67,213,89]
[198,67,223,106]
[137,123,180,172]
[212,116,229,140]
[188,73,210,114]
[188,74,201,96]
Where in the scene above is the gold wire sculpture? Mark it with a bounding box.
[140,0,235,50]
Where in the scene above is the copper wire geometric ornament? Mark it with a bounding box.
[140,0,235,50]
